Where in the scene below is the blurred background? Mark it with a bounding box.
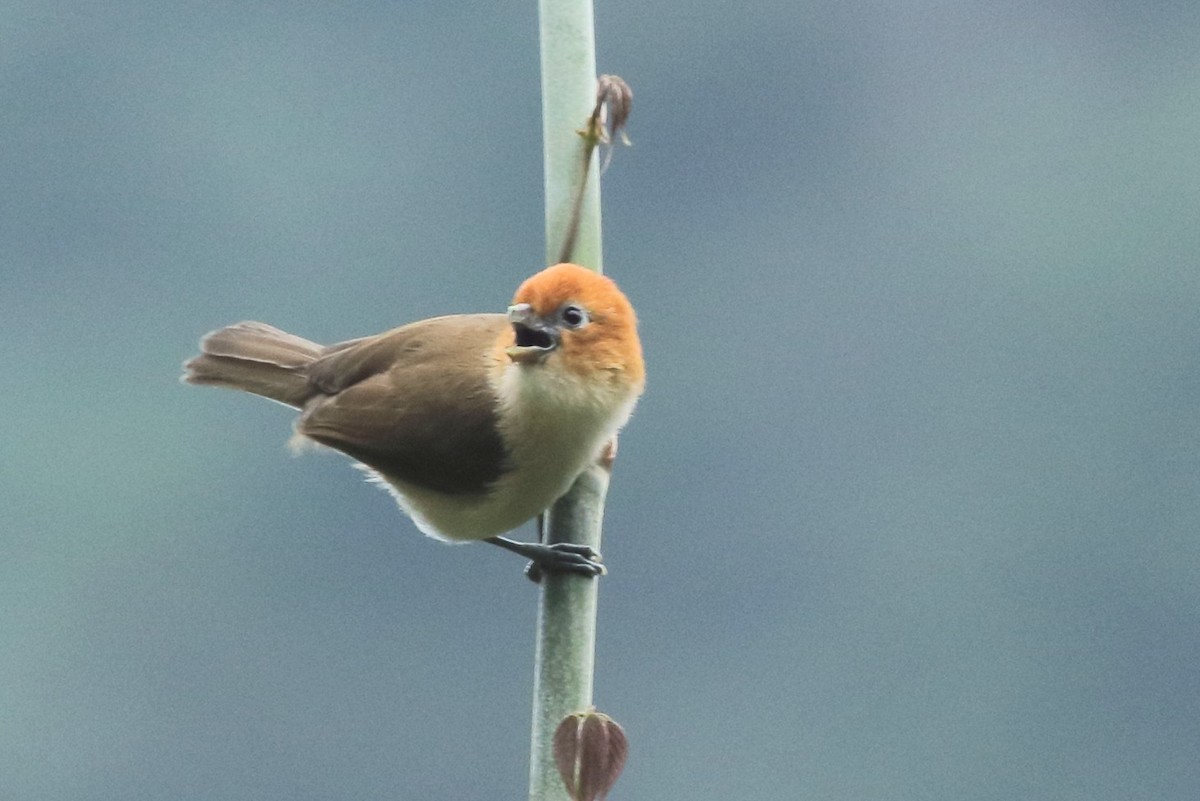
[4,1,1199,798]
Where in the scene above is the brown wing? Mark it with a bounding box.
[297,314,511,496]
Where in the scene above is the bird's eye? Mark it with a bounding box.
[559,304,588,329]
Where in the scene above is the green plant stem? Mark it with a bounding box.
[530,1,607,800]
[539,0,603,270]
[529,465,610,801]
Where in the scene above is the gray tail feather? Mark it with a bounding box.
[182,321,322,408]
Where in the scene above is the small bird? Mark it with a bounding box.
[182,263,644,576]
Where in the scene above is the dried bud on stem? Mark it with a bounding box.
[591,74,633,147]
[553,708,629,801]
[557,75,634,264]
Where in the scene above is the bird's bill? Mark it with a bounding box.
[506,303,559,364]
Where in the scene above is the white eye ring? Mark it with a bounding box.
[560,304,588,329]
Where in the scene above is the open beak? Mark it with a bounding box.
[506,303,559,364]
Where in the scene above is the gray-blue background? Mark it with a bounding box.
[5,2,1199,799]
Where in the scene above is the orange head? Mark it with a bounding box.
[503,263,644,390]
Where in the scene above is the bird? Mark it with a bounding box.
[182,263,644,576]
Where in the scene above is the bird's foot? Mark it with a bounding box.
[486,537,605,583]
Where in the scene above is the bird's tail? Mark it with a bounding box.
[182,321,322,408]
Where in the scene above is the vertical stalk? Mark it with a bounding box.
[539,0,603,271]
[530,1,606,800]
[529,466,610,801]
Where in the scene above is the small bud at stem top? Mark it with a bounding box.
[593,75,633,147]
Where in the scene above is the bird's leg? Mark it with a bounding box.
[486,533,605,582]
[599,436,618,471]
[488,441,619,581]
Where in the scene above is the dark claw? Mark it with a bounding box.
[524,543,606,583]
[487,537,605,583]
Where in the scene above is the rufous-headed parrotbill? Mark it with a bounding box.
[182,263,644,576]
